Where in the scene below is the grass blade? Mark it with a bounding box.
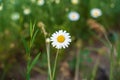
[21,37,29,54]
[30,29,39,48]
[28,53,41,73]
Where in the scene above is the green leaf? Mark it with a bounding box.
[28,53,41,73]
[30,22,36,38]
[30,29,39,48]
[30,21,33,38]
[21,37,29,54]
[32,23,36,37]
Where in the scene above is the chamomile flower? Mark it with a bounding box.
[37,0,45,6]
[68,11,80,21]
[11,12,20,21]
[90,8,102,18]
[71,0,78,5]
[23,8,31,15]
[50,30,71,49]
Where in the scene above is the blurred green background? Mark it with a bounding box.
[0,0,120,80]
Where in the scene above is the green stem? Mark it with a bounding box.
[110,45,114,80]
[91,58,99,80]
[26,72,30,80]
[74,49,80,80]
[46,42,52,80]
[52,49,59,80]
[26,26,32,80]
[104,33,112,47]
[26,53,31,80]
[103,33,114,80]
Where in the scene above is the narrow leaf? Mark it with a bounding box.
[28,53,41,73]
[30,29,39,48]
[32,23,36,37]
[30,21,32,38]
[21,37,29,54]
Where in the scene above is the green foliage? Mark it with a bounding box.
[22,22,41,80]
[28,52,41,73]
[22,37,30,54]
[0,0,120,79]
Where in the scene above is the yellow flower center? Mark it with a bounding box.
[72,15,76,18]
[94,11,99,16]
[57,35,65,43]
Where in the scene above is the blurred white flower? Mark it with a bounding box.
[0,4,3,11]
[68,11,80,21]
[90,8,102,18]
[37,0,45,6]
[71,0,78,5]
[23,8,31,15]
[11,12,20,20]
[55,0,60,4]
[50,30,71,49]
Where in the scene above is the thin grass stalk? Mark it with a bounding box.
[26,45,31,80]
[46,42,52,80]
[52,49,59,80]
[110,45,114,80]
[26,72,30,80]
[26,47,30,78]
[74,49,80,80]
[26,44,31,80]
[103,32,112,47]
[103,33,114,80]
[91,58,100,80]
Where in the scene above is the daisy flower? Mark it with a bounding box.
[37,0,45,6]
[68,11,80,21]
[11,12,20,21]
[23,8,31,15]
[50,30,71,49]
[90,8,102,18]
[71,0,78,5]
